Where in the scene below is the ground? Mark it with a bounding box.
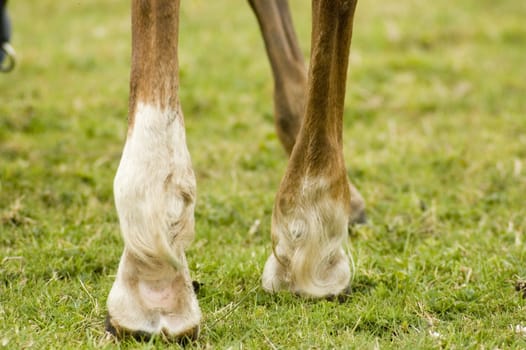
[1,0,526,348]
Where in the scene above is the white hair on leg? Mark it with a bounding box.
[113,102,196,273]
[108,102,201,338]
[263,177,352,297]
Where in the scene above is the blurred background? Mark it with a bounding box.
[1,0,525,348]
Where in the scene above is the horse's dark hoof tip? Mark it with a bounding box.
[105,313,152,342]
[515,280,526,299]
[192,280,203,294]
[105,313,199,345]
[325,286,351,303]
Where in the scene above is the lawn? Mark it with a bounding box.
[1,0,526,348]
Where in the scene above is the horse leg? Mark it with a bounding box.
[248,0,366,225]
[106,0,200,341]
[261,0,359,297]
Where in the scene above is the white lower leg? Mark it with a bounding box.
[107,251,200,337]
[262,177,351,297]
[107,102,200,337]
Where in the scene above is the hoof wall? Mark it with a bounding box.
[105,313,199,344]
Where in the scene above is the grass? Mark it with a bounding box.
[1,0,526,348]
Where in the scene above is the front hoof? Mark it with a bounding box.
[262,249,351,298]
[105,313,199,344]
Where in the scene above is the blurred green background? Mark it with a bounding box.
[1,1,526,348]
